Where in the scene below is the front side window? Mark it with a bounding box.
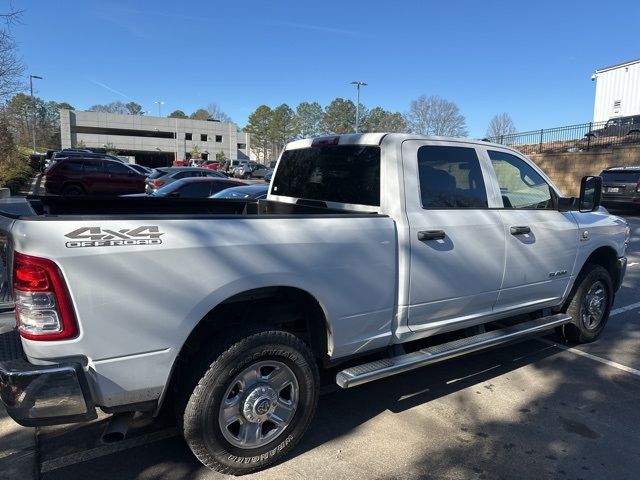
[417,145,488,209]
[272,145,380,206]
[488,150,554,209]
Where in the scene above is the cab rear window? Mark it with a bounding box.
[271,146,380,206]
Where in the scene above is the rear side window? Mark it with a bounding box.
[60,161,83,172]
[272,146,380,206]
[175,171,199,179]
[83,161,103,173]
[600,171,640,183]
[177,182,213,197]
[210,182,234,194]
[417,146,488,209]
[488,150,554,209]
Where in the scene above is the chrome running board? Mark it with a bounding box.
[336,314,571,389]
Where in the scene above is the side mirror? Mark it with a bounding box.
[579,176,602,212]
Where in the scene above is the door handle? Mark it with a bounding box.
[510,226,531,235]
[418,230,446,241]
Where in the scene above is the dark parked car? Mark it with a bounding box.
[131,177,245,198]
[264,170,273,183]
[590,115,640,137]
[46,152,125,172]
[44,158,146,196]
[599,166,640,210]
[210,184,269,199]
[145,167,227,194]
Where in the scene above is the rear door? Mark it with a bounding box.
[483,148,579,312]
[402,140,506,333]
[82,160,109,193]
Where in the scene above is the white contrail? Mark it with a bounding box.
[89,79,130,100]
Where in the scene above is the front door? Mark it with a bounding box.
[483,148,579,312]
[402,140,506,334]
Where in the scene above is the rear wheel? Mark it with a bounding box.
[61,184,85,196]
[558,264,613,343]
[179,330,319,475]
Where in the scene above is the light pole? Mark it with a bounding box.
[350,81,367,133]
[29,75,43,153]
[154,100,164,117]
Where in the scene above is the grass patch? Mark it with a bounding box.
[0,148,34,194]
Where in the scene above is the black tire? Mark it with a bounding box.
[243,173,251,180]
[179,330,319,475]
[558,264,613,343]
[61,184,85,196]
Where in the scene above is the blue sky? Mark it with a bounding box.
[11,0,640,137]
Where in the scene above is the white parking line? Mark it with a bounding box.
[539,339,640,378]
[39,427,178,473]
[610,301,640,316]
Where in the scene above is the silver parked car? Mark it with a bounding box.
[145,167,227,194]
[235,163,270,180]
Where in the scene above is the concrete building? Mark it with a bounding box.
[60,109,250,167]
[592,58,640,123]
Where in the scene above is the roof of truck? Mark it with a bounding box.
[285,133,505,151]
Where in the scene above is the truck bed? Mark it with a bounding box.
[9,196,380,218]
[0,194,397,409]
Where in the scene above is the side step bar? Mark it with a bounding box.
[336,314,571,389]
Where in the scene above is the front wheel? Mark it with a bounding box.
[558,264,613,343]
[180,330,319,475]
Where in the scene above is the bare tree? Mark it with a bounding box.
[0,6,25,102]
[206,103,232,123]
[486,113,516,141]
[405,95,468,137]
[88,101,128,114]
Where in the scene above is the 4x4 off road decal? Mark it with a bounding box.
[65,226,164,248]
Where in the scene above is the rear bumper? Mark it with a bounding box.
[601,197,640,208]
[0,329,96,427]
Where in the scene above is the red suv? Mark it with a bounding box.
[44,158,146,196]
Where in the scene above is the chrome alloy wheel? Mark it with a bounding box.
[218,360,299,449]
[581,280,608,331]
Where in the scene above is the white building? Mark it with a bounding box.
[592,58,640,123]
[60,109,250,168]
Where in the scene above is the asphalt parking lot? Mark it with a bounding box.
[3,212,640,480]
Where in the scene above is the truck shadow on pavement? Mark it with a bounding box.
[39,335,640,480]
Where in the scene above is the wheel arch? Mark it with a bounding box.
[579,245,620,290]
[156,285,331,415]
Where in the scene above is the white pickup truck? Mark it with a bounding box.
[0,134,630,475]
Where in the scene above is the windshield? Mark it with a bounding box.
[271,145,381,206]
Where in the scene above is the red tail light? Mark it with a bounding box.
[13,252,78,341]
[149,180,165,188]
